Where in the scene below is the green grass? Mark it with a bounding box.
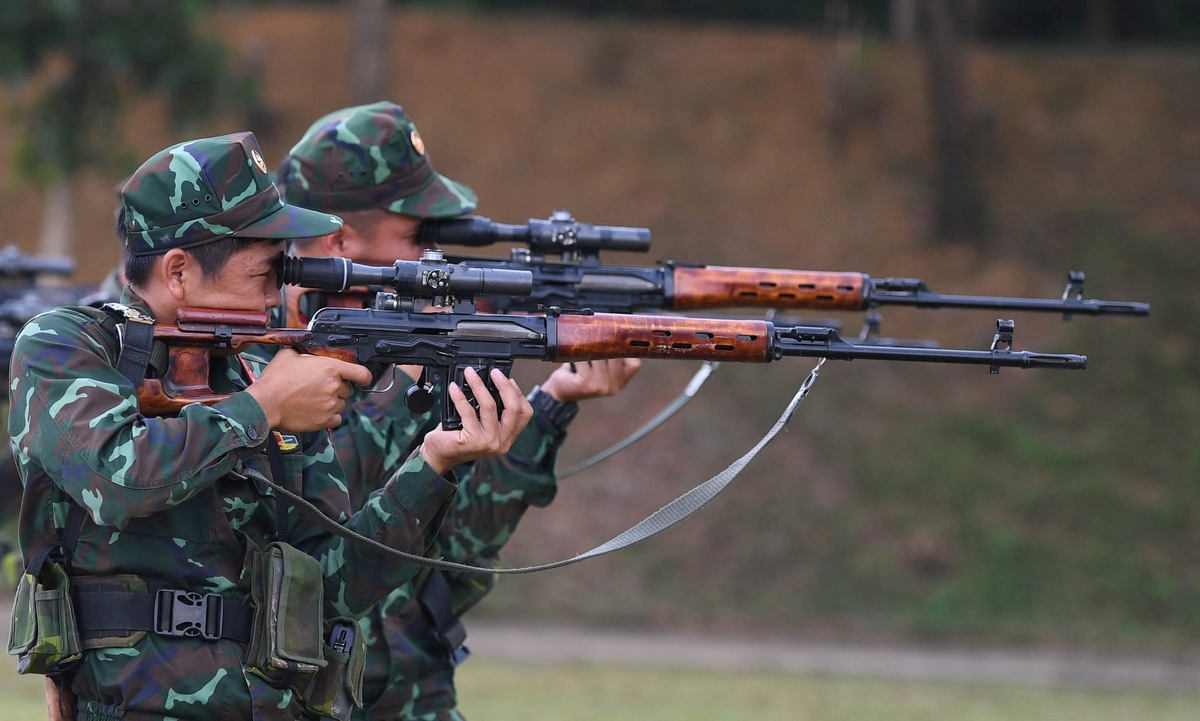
[456,661,1199,721]
[0,665,48,721]
[3,656,1197,721]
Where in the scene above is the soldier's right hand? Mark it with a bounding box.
[420,366,533,476]
[246,348,374,431]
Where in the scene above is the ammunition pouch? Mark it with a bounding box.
[303,620,365,721]
[246,542,364,720]
[6,548,82,675]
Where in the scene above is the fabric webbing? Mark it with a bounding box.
[255,360,825,576]
[417,570,470,666]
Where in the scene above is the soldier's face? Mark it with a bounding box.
[359,211,430,264]
[187,241,285,312]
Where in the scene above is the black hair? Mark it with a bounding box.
[119,207,260,288]
[116,207,156,287]
[187,236,259,277]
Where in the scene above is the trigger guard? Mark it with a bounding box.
[365,361,389,385]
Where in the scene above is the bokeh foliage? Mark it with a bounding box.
[0,0,249,185]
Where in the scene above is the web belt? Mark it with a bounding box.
[73,588,254,644]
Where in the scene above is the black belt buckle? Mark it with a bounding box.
[154,589,224,641]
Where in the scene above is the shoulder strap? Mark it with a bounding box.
[417,570,470,666]
[266,436,291,545]
[99,303,156,385]
[26,500,87,580]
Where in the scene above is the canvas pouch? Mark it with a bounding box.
[7,556,82,675]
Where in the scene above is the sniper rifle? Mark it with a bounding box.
[418,212,1150,319]
[135,256,1087,430]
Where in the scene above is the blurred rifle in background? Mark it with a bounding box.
[0,245,88,386]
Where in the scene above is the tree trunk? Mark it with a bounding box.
[350,0,389,105]
[38,177,74,259]
[891,0,918,41]
[1084,0,1114,46]
[919,0,986,243]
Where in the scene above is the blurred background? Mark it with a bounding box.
[0,0,1197,717]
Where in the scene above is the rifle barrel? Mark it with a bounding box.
[869,279,1150,316]
[774,326,1087,370]
[872,293,1149,316]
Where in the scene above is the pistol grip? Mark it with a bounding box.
[441,360,510,432]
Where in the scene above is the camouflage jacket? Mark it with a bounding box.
[334,370,566,721]
[8,294,458,721]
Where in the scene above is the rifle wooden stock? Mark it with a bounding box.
[669,266,866,312]
[45,676,74,721]
[137,307,357,415]
[553,313,773,363]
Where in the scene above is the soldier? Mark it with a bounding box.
[276,101,640,721]
[7,131,532,721]
[0,413,19,589]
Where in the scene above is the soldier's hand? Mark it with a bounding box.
[420,367,533,476]
[539,359,642,403]
[246,348,373,431]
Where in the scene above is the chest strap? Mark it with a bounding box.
[417,570,470,666]
[73,588,253,644]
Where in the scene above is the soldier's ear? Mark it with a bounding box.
[325,224,363,258]
[160,248,191,301]
[323,226,345,255]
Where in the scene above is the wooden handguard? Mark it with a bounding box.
[554,313,773,363]
[671,266,866,311]
[137,307,355,416]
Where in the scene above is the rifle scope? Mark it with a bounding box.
[281,255,533,299]
[417,210,651,254]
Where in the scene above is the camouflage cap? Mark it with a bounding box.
[276,101,477,219]
[121,132,343,257]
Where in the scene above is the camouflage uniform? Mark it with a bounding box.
[8,133,459,721]
[279,102,571,721]
[3,265,105,590]
[334,372,564,721]
[0,405,19,590]
[77,267,125,308]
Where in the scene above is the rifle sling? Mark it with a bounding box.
[266,438,291,545]
[256,359,825,576]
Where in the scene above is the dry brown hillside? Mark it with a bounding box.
[1,7,1195,642]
